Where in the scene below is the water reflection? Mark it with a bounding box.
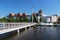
[1,26,60,40]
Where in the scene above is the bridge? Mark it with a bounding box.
[0,23,36,34]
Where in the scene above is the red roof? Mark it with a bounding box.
[8,13,27,17]
[22,13,27,16]
[9,13,15,17]
[17,13,22,17]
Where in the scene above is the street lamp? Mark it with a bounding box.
[32,5,34,23]
[32,11,33,23]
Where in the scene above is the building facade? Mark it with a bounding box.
[7,9,58,23]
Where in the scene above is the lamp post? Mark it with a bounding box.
[32,5,34,23]
[32,11,33,23]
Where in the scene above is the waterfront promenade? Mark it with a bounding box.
[0,23,36,34]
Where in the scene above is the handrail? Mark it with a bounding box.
[0,23,36,30]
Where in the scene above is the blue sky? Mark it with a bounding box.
[0,0,60,17]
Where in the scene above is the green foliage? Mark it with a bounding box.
[22,16,28,22]
[33,16,37,22]
[57,17,60,24]
[40,17,44,22]
[0,15,37,22]
[57,17,60,22]
[30,16,37,22]
[7,17,14,22]
[53,22,57,24]
[0,17,7,22]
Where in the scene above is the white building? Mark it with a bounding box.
[35,9,58,23]
[44,16,51,23]
[37,14,58,23]
[51,14,58,22]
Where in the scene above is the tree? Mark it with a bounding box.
[40,17,44,22]
[30,15,37,22]
[7,17,14,22]
[57,17,60,24]
[22,16,28,22]
[0,17,7,22]
[33,16,37,22]
[30,16,32,22]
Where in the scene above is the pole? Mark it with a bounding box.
[32,13,33,23]
[32,5,34,23]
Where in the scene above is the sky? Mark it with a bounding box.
[0,0,60,17]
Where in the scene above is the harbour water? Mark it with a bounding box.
[1,26,60,40]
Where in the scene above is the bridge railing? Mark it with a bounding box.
[0,23,34,30]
